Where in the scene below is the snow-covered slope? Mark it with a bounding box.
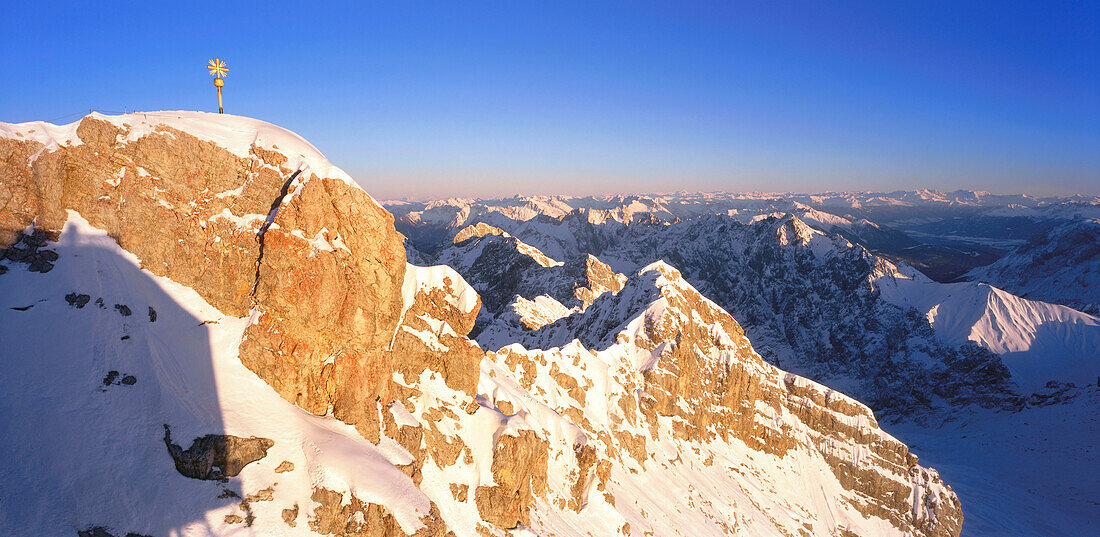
[891,386,1099,537]
[414,205,1100,536]
[876,274,1100,393]
[964,219,1100,315]
[0,110,366,199]
[475,260,963,537]
[0,213,432,535]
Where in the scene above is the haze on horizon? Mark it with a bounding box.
[2,1,1097,199]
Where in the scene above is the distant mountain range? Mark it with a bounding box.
[391,192,1100,536]
[388,190,1099,289]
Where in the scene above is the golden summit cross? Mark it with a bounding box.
[207,58,228,113]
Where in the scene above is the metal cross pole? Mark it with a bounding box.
[207,58,228,114]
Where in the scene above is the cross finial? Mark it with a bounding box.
[207,58,228,79]
[207,58,228,113]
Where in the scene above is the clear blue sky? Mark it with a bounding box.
[2,1,1097,199]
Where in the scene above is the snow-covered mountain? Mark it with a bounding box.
[427,213,1100,408]
[0,112,968,537]
[386,191,1099,240]
[389,192,1100,284]
[394,195,1099,394]
[405,200,1100,536]
[964,219,1100,315]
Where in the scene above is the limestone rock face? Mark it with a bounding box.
[242,174,406,417]
[473,430,549,528]
[472,260,963,537]
[568,254,627,309]
[0,114,406,428]
[308,488,452,537]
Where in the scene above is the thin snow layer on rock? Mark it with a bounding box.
[0,117,86,160]
[0,110,377,207]
[875,272,1100,392]
[0,212,429,535]
[380,252,960,536]
[507,294,576,330]
[400,262,480,315]
[469,260,960,537]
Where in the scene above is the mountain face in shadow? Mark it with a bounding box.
[0,216,240,536]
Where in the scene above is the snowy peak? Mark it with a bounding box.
[449,222,561,268]
[876,276,1100,392]
[488,257,769,358]
[1,111,372,205]
[774,213,824,245]
[965,218,1100,315]
[452,222,507,245]
[481,257,963,536]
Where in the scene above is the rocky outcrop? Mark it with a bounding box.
[241,171,406,420]
[162,425,273,481]
[473,430,549,528]
[0,228,58,273]
[0,114,406,436]
[478,261,963,536]
[78,527,152,537]
[567,254,626,309]
[308,488,452,537]
[391,265,483,399]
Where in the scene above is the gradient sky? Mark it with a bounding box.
[2,1,1097,199]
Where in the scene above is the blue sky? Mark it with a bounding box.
[2,1,1097,198]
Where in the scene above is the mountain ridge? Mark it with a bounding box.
[0,112,967,537]
[406,198,1100,535]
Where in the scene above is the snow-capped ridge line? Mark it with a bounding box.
[0,110,380,209]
